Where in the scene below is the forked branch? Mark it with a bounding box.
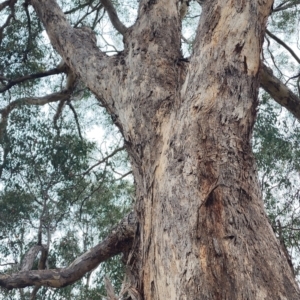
[81,146,125,176]
[31,0,126,117]
[0,212,136,290]
[20,245,47,272]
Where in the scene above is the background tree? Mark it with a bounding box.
[1,0,300,299]
[0,1,135,298]
[0,93,133,299]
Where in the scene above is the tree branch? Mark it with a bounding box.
[73,2,103,29]
[0,0,16,11]
[0,90,72,117]
[81,146,125,176]
[30,0,125,117]
[0,212,136,290]
[100,0,127,35]
[20,245,47,271]
[64,0,95,15]
[273,1,300,12]
[0,0,17,44]
[260,63,300,121]
[67,101,83,140]
[0,90,72,140]
[266,29,300,64]
[23,0,33,62]
[114,170,133,181]
[0,0,11,11]
[0,66,65,93]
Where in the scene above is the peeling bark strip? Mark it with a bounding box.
[3,0,300,298]
[0,213,136,289]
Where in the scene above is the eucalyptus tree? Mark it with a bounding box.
[1,0,300,299]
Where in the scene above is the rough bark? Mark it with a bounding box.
[126,1,299,298]
[20,245,46,272]
[2,0,300,299]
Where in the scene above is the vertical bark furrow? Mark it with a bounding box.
[129,0,299,299]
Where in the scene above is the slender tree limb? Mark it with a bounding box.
[81,146,125,176]
[99,33,120,52]
[273,1,300,12]
[37,247,48,271]
[260,63,300,121]
[30,245,49,299]
[104,276,118,300]
[0,66,65,93]
[64,0,94,15]
[0,262,17,267]
[0,90,72,140]
[0,0,11,11]
[0,0,17,44]
[114,170,133,181]
[266,29,300,64]
[0,212,136,290]
[30,287,40,300]
[181,34,191,45]
[100,0,127,35]
[73,2,103,29]
[0,0,16,11]
[67,102,83,140]
[0,90,72,117]
[23,0,33,62]
[92,4,106,29]
[37,198,48,246]
[264,35,283,76]
[0,8,14,30]
[53,99,67,131]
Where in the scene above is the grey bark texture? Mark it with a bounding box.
[1,0,300,299]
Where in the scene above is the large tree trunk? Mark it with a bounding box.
[26,0,300,299]
[126,2,300,299]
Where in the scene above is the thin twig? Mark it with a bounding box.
[81,146,125,176]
